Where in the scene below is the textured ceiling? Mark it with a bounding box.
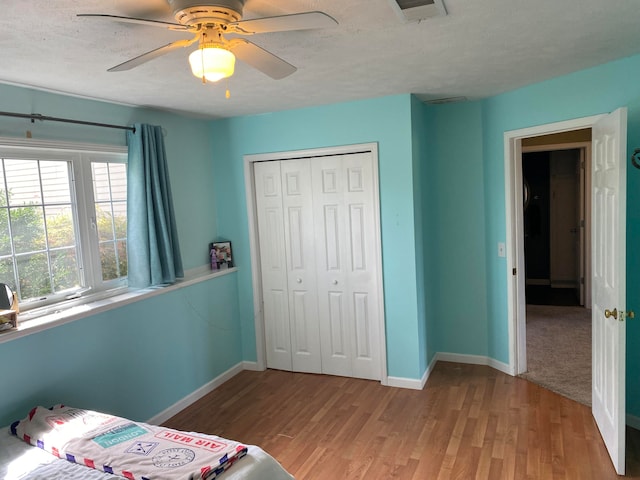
[1,0,640,120]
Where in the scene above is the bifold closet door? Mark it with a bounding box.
[254,159,322,374]
[311,152,381,380]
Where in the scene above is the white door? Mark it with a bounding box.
[280,159,322,373]
[592,107,627,475]
[254,161,294,371]
[311,152,381,380]
[254,160,323,373]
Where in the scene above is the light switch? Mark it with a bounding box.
[498,242,506,257]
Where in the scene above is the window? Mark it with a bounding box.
[0,139,127,311]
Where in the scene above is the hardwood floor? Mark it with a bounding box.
[163,362,640,479]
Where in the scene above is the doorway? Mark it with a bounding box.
[503,117,596,376]
[519,136,592,405]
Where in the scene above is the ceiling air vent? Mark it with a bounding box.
[389,0,447,22]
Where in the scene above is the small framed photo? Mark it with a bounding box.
[210,241,233,270]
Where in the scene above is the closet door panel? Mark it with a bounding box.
[328,291,348,357]
[312,156,352,377]
[281,159,322,373]
[254,161,292,371]
[344,152,381,380]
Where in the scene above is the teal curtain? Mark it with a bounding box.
[126,123,183,288]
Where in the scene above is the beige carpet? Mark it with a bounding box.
[519,304,591,406]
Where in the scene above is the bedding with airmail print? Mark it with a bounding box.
[11,404,247,480]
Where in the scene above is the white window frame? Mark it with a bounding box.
[0,137,127,315]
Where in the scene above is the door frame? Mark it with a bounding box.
[243,142,389,384]
[504,115,602,374]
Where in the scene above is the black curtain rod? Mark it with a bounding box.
[0,111,135,133]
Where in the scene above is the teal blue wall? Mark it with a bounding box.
[423,106,438,366]
[0,83,243,427]
[427,100,488,356]
[411,96,429,374]
[211,95,425,379]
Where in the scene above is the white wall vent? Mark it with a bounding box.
[389,0,447,22]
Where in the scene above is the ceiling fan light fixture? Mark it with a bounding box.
[188,45,235,82]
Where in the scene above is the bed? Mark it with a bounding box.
[0,405,294,480]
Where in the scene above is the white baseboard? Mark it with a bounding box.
[386,353,513,391]
[387,371,425,390]
[242,361,263,371]
[386,355,438,390]
[147,362,244,424]
[435,352,514,376]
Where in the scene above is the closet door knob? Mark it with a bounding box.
[332,280,338,285]
[296,278,302,283]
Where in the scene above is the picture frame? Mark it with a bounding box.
[210,241,233,270]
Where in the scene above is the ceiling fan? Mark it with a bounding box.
[78,0,337,82]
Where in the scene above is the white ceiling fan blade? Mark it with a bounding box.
[229,39,297,79]
[77,14,194,31]
[108,38,197,72]
[229,11,337,35]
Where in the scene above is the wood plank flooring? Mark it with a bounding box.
[163,362,640,479]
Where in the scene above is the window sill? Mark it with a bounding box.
[0,266,237,345]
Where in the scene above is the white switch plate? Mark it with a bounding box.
[498,242,506,257]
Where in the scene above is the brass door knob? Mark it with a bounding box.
[605,308,618,320]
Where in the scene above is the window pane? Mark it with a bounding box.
[93,161,127,283]
[0,257,16,289]
[0,208,10,256]
[96,206,115,242]
[51,248,80,291]
[113,201,127,239]
[117,240,127,277]
[17,252,50,300]
[2,158,78,303]
[5,159,42,206]
[109,163,127,201]
[40,161,71,204]
[11,205,45,253]
[46,206,75,248]
[92,163,111,202]
[100,242,118,281]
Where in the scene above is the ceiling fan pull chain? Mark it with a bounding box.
[200,43,207,84]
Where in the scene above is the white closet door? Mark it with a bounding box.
[280,159,322,373]
[254,161,292,371]
[312,152,381,380]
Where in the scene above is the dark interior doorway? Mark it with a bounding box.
[523,149,582,307]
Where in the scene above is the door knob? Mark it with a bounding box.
[296,278,302,284]
[332,280,338,285]
[605,308,618,320]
